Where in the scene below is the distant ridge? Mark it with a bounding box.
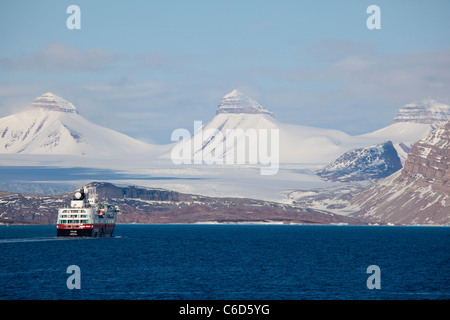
[0,181,364,225]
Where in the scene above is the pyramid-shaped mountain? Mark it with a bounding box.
[356,98,450,163]
[171,89,366,164]
[0,92,154,155]
[216,89,274,118]
[393,98,450,125]
[31,92,79,114]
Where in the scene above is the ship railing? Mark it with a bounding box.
[59,204,92,209]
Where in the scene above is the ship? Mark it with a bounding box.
[57,187,119,237]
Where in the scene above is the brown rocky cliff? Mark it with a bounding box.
[401,120,450,189]
[350,120,450,225]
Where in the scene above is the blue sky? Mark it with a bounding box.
[1,0,449,143]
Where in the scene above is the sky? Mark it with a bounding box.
[1,0,449,144]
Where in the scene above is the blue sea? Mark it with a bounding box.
[0,224,448,300]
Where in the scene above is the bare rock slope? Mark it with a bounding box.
[351,120,450,225]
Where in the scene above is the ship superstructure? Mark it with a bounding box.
[57,187,119,237]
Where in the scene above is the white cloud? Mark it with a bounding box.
[271,41,450,107]
[0,42,117,72]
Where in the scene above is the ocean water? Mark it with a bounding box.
[0,224,448,300]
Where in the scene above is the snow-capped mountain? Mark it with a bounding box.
[351,120,450,225]
[393,98,450,125]
[317,141,402,182]
[0,92,154,155]
[31,92,79,114]
[216,89,274,117]
[171,90,450,166]
[171,89,361,164]
[358,98,450,163]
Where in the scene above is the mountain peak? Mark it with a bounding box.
[223,89,242,98]
[216,89,274,118]
[31,92,79,114]
[317,141,402,182]
[393,98,450,125]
